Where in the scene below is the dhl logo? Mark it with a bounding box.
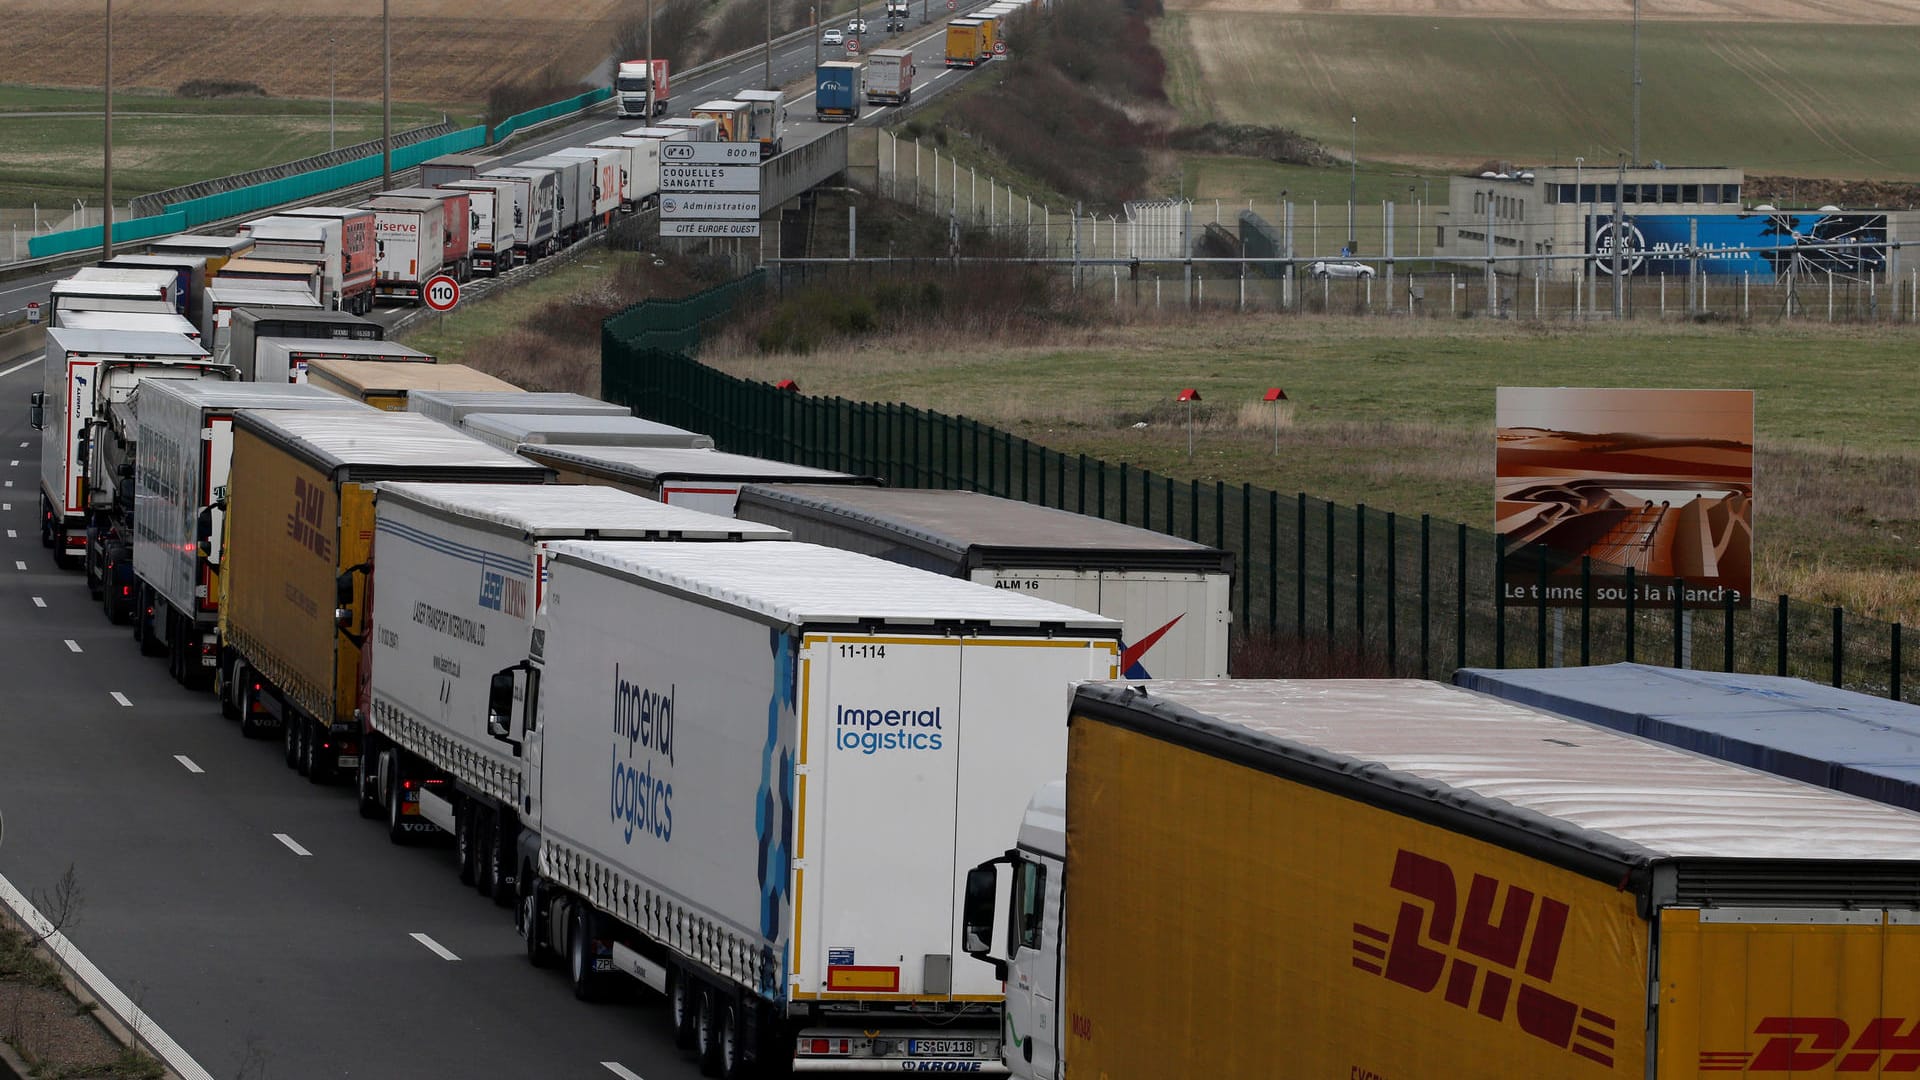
[1353,849,1617,1068]
[1701,1018,1920,1072]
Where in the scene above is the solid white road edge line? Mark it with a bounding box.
[272,833,312,857]
[110,691,130,706]
[0,358,36,380]
[601,1063,646,1080]
[409,932,460,961]
[0,870,218,1080]
[173,755,204,774]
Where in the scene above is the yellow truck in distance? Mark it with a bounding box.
[219,410,547,792]
[945,19,984,68]
[963,679,1920,1080]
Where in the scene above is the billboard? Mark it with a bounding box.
[1496,388,1753,608]
[1586,212,1887,280]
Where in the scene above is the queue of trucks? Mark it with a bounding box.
[30,171,1920,1079]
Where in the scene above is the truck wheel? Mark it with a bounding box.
[40,501,53,549]
[285,714,302,769]
[696,988,720,1073]
[296,720,314,777]
[715,999,744,1080]
[239,678,264,739]
[456,802,478,886]
[356,748,380,819]
[85,554,101,600]
[385,752,414,845]
[484,820,512,908]
[567,904,606,1003]
[138,590,165,657]
[305,725,329,784]
[670,969,698,1050]
[519,879,553,968]
[473,811,498,900]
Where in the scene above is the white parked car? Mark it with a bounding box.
[1308,259,1375,280]
[848,17,869,33]
[822,27,846,44]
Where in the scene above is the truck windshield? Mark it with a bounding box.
[616,77,650,91]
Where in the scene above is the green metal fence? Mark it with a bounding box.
[491,88,612,145]
[602,273,1920,697]
[27,211,187,260]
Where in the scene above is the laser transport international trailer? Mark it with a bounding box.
[962,678,1920,1080]
[221,307,383,378]
[615,58,670,119]
[219,411,548,771]
[130,381,371,690]
[461,412,712,453]
[1455,663,1920,813]
[517,445,876,517]
[304,360,516,411]
[405,389,628,427]
[735,485,1234,678]
[485,541,1120,1075]
[33,328,229,567]
[357,484,789,861]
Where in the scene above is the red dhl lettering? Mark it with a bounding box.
[1702,1017,1920,1072]
[1353,849,1616,1069]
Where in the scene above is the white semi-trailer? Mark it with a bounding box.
[518,445,875,516]
[405,389,629,427]
[461,412,712,453]
[486,541,1120,1076]
[130,381,371,688]
[736,485,1235,678]
[359,483,790,881]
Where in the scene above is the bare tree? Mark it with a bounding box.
[30,864,83,945]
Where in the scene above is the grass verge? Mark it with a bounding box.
[0,924,162,1080]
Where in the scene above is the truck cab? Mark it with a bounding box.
[616,59,669,119]
[964,782,1065,1080]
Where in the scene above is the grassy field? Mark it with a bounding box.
[1157,12,1920,178]
[0,86,448,208]
[700,315,1920,622]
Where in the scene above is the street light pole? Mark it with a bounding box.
[765,0,774,89]
[1347,114,1357,252]
[103,0,114,260]
[329,34,336,151]
[1575,155,1584,294]
[381,0,391,190]
[814,6,821,72]
[1632,0,1642,166]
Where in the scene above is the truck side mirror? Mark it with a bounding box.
[962,859,1010,981]
[28,391,44,432]
[486,670,516,740]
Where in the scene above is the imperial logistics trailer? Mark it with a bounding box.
[518,445,874,517]
[615,59,670,118]
[131,381,370,690]
[962,678,1920,1080]
[33,328,228,566]
[484,541,1120,1075]
[219,411,548,771]
[304,360,515,411]
[358,485,788,863]
[462,412,712,453]
[735,485,1233,678]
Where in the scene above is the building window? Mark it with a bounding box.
[1682,185,1699,203]
[1623,184,1638,204]
[1724,184,1741,204]
[1475,192,1484,215]
[1703,184,1719,204]
[1662,184,1679,203]
[1599,185,1617,205]
[1580,184,1597,203]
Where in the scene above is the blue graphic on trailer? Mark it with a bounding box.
[1585,212,1888,280]
[754,628,796,999]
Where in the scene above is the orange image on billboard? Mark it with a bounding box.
[1496,387,1753,608]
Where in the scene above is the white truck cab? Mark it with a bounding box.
[963,781,1066,1080]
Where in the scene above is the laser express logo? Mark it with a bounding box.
[1701,1018,1920,1072]
[834,704,943,755]
[1352,849,1617,1069]
[610,664,675,845]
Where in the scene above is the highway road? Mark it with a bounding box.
[3,5,996,326]
[0,343,706,1078]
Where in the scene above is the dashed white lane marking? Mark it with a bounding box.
[273,833,312,857]
[410,932,460,960]
[601,1064,646,1080]
[4,503,11,510]
[174,755,204,774]
[110,691,131,706]
[6,530,14,538]
[0,872,217,1080]
[31,596,45,607]
[5,480,13,488]
[14,562,24,571]
[935,69,952,78]
[63,639,80,652]
[8,461,16,467]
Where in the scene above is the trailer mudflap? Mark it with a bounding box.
[1657,906,1920,1078]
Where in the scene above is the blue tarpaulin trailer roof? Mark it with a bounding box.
[1453,663,1920,813]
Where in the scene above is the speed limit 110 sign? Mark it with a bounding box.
[423,274,461,312]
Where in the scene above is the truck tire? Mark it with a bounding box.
[239,677,266,740]
[385,751,413,845]
[519,877,553,968]
[715,999,744,1080]
[356,747,381,819]
[138,589,165,657]
[566,904,607,1003]
[285,714,302,770]
[484,818,512,907]
[85,552,101,600]
[696,988,720,1073]
[670,968,698,1050]
[456,802,478,886]
[40,500,54,549]
[305,725,329,784]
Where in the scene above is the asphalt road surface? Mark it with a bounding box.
[0,345,704,1079]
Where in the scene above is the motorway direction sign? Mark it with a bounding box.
[660,194,760,220]
[423,274,461,312]
[660,164,762,193]
[660,141,762,165]
[661,221,762,238]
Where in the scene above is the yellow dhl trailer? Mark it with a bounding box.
[304,358,516,411]
[963,678,1920,1080]
[219,410,548,780]
[946,19,984,67]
